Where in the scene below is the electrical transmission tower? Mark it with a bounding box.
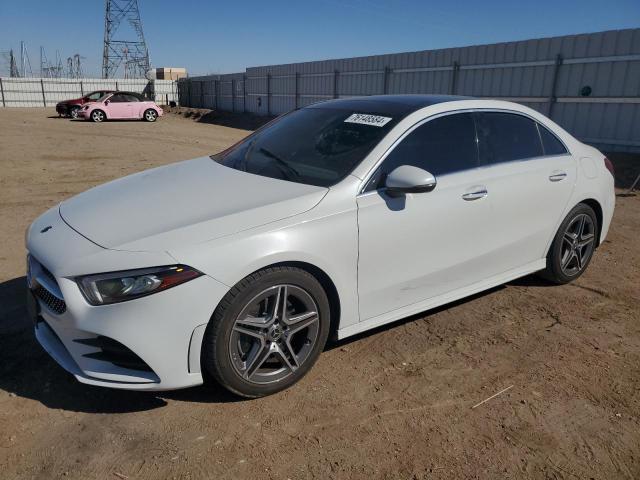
[66,54,84,78]
[19,41,33,77]
[40,47,64,78]
[1,49,20,77]
[102,0,150,78]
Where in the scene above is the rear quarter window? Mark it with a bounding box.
[538,124,568,156]
[476,112,543,164]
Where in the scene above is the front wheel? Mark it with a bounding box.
[69,106,81,119]
[90,109,105,122]
[202,267,331,398]
[143,108,158,122]
[541,203,598,284]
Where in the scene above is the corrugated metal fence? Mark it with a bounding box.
[0,77,179,107]
[179,28,640,152]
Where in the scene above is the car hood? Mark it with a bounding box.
[59,156,328,252]
[58,97,84,105]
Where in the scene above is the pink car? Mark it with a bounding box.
[78,91,163,123]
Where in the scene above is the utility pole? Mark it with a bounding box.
[20,41,25,77]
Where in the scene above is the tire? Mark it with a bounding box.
[202,266,331,398]
[90,109,105,123]
[69,106,81,119]
[143,108,158,122]
[540,203,598,284]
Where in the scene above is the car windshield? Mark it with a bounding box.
[212,107,398,187]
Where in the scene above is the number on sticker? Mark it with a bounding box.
[344,113,392,127]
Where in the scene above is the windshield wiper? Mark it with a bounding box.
[258,147,300,180]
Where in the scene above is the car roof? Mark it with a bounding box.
[308,94,474,116]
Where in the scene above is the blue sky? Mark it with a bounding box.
[1,0,639,77]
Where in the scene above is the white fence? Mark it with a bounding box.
[0,77,179,107]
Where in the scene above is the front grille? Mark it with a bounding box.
[33,285,67,314]
[74,336,153,372]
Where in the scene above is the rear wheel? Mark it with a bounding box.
[202,267,331,398]
[541,203,598,284]
[90,109,105,122]
[143,109,158,122]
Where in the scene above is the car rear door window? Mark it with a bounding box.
[110,94,127,103]
[123,94,140,102]
[538,124,568,155]
[376,113,479,184]
[476,112,543,164]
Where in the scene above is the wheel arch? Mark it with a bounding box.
[196,260,343,391]
[247,260,342,340]
[578,198,603,247]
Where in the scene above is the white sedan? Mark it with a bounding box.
[25,95,615,397]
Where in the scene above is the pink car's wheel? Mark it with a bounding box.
[91,110,106,122]
[143,109,158,122]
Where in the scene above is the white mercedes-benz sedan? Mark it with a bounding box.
[25,95,615,397]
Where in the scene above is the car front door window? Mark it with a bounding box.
[366,113,479,191]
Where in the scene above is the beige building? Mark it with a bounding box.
[155,67,187,80]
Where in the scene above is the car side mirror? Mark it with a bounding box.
[104,100,110,105]
[384,165,437,196]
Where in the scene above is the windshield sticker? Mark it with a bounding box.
[344,113,392,127]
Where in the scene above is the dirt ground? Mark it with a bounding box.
[0,108,638,480]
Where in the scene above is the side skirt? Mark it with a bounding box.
[336,259,546,340]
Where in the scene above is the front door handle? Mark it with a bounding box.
[462,186,488,201]
[549,171,567,182]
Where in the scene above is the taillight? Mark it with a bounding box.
[604,157,615,178]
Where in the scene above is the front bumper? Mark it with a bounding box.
[56,104,69,115]
[77,109,89,119]
[26,206,229,391]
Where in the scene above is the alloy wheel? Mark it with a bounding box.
[92,110,104,122]
[229,284,320,385]
[560,213,595,276]
[145,110,157,121]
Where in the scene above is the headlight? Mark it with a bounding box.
[77,265,202,306]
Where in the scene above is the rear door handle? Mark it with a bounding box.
[462,186,488,201]
[549,171,567,182]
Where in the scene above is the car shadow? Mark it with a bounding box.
[325,283,508,351]
[325,272,559,351]
[0,276,239,413]
[165,107,275,131]
[0,271,552,410]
